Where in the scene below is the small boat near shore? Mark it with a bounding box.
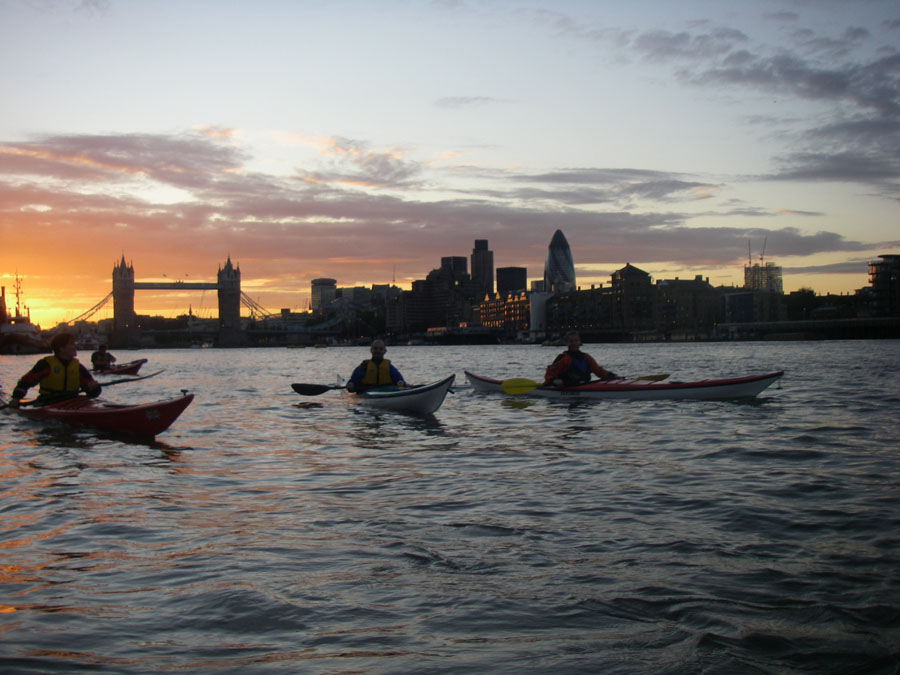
[0,277,48,355]
[95,358,147,376]
[1,391,194,436]
[347,375,455,415]
[465,370,783,400]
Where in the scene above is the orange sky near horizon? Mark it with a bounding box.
[2,249,876,331]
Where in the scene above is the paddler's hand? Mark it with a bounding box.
[10,387,26,407]
[86,382,102,398]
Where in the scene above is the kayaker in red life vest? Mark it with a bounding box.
[346,339,405,392]
[10,332,102,407]
[544,331,619,387]
[91,343,117,371]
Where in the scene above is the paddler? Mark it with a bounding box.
[90,343,117,371]
[9,332,102,407]
[544,331,620,387]
[346,339,405,392]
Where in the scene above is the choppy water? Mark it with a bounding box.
[1,341,898,673]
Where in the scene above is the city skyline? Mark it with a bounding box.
[3,0,899,327]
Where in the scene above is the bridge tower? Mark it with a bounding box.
[111,256,138,347]
[217,256,245,346]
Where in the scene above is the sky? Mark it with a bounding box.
[1,0,898,328]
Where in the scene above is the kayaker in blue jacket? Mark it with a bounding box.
[10,332,102,406]
[347,339,405,392]
[544,331,619,387]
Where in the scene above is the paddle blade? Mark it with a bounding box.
[500,378,541,395]
[102,370,165,386]
[292,383,339,396]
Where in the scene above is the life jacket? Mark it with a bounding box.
[92,352,112,369]
[554,351,591,385]
[38,356,82,396]
[360,359,394,386]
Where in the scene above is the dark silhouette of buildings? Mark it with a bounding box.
[66,239,900,347]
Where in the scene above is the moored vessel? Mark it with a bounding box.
[0,276,48,355]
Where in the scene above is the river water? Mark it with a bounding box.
[1,341,898,673]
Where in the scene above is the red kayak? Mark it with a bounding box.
[95,358,147,376]
[2,392,194,436]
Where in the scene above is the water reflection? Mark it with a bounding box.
[0,343,898,673]
[348,407,448,441]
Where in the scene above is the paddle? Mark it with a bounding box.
[500,373,670,395]
[291,383,346,396]
[102,369,165,386]
[2,391,79,409]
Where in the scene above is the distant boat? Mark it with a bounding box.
[0,276,48,355]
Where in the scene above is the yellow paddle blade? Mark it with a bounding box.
[500,378,541,395]
[635,373,669,382]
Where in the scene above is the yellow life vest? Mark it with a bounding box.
[38,356,82,396]
[360,359,394,386]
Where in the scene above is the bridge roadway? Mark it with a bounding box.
[133,282,220,291]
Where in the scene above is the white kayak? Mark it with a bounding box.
[348,375,455,415]
[464,370,783,400]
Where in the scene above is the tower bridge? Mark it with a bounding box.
[111,255,246,347]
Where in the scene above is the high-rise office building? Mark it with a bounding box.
[471,239,494,297]
[543,229,576,293]
[496,266,527,297]
[311,278,337,312]
[440,256,468,279]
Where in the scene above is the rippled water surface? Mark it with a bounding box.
[2,341,899,673]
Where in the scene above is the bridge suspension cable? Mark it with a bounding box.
[63,293,113,324]
[240,291,275,319]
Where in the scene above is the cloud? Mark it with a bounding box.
[527,7,900,196]
[1,129,874,281]
[297,137,423,189]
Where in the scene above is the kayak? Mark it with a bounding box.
[95,358,147,376]
[346,375,455,415]
[1,391,194,436]
[464,370,783,400]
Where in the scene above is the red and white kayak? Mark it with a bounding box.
[95,358,147,376]
[464,370,783,400]
[2,391,194,436]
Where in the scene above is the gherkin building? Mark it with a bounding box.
[543,229,575,293]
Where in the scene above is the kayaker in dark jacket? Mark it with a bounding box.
[544,331,619,387]
[347,339,405,392]
[91,344,117,371]
[10,332,102,406]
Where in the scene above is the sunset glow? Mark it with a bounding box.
[2,0,898,329]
